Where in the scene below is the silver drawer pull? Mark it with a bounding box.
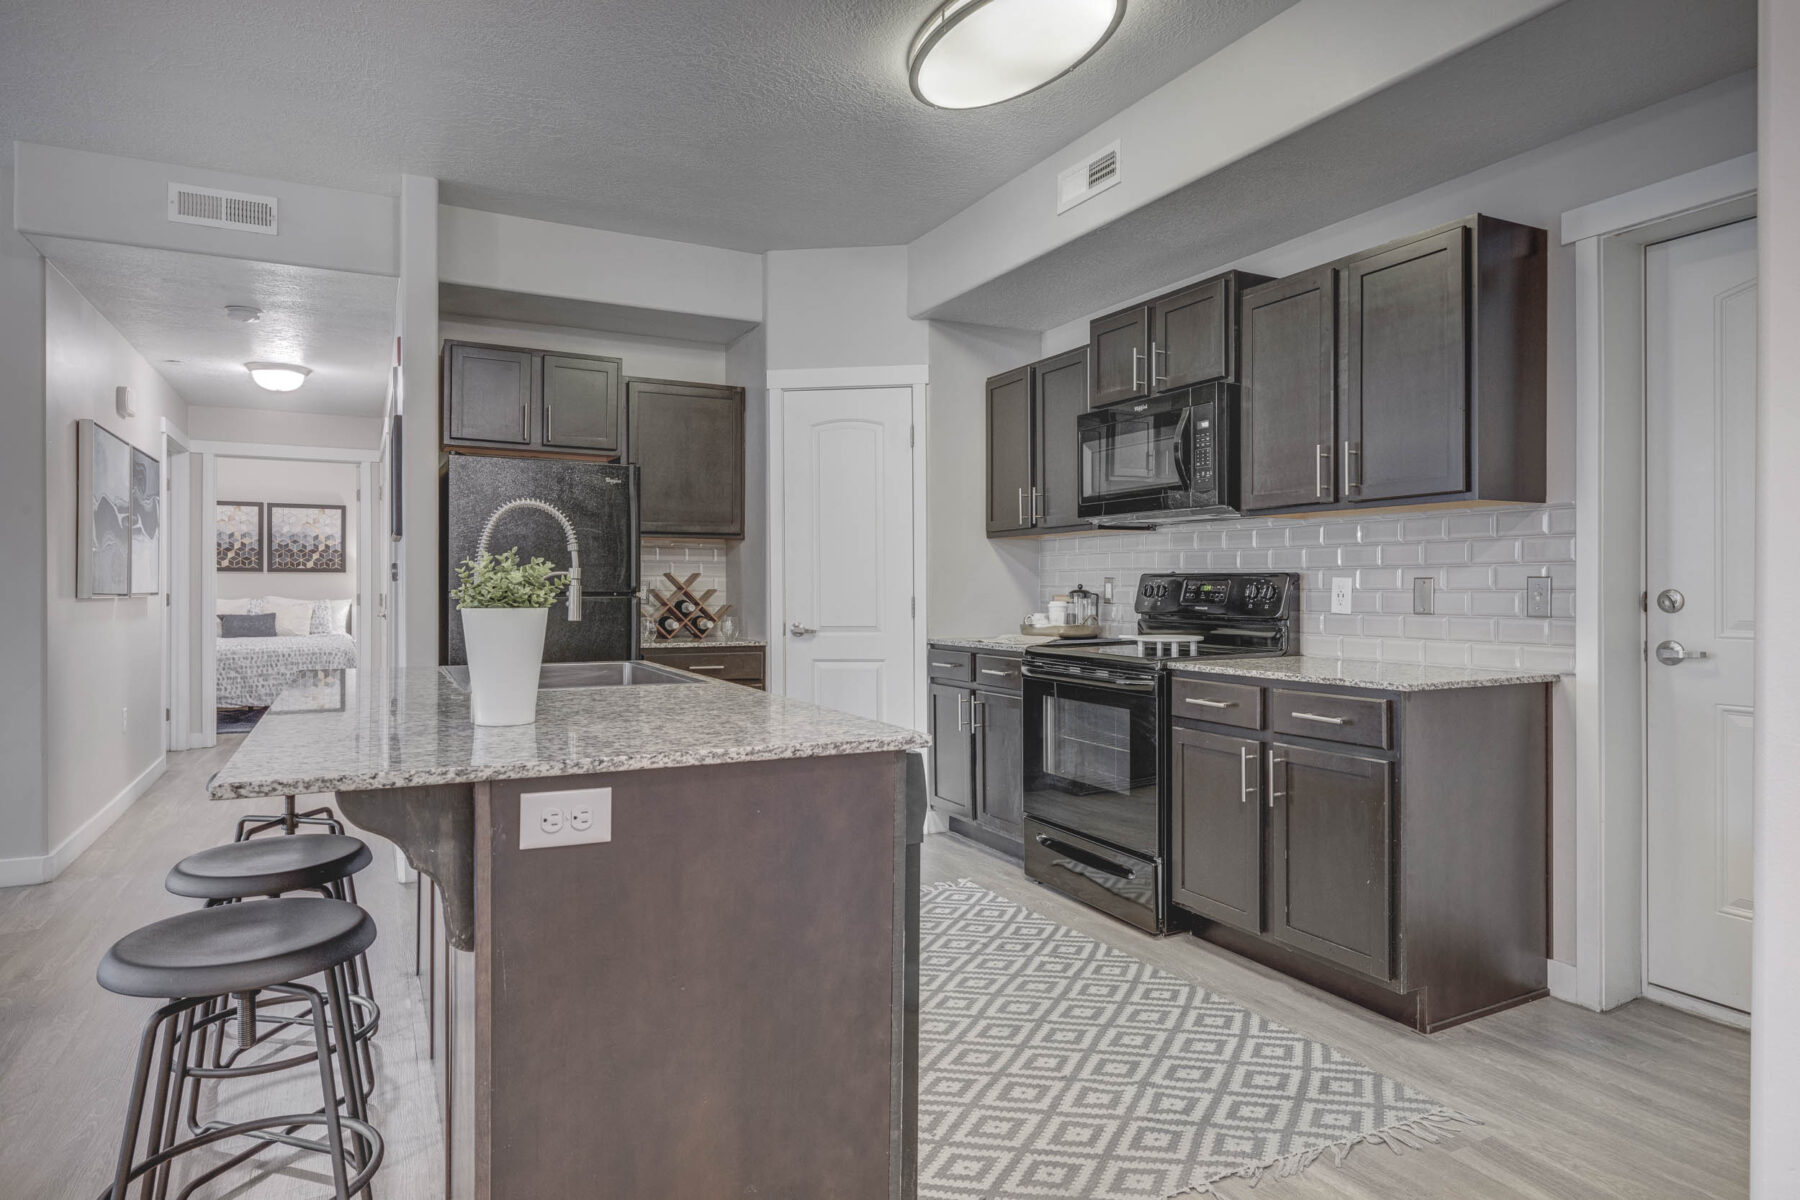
[690,664,726,672]
[1184,697,1235,709]
[1290,711,1348,725]
[930,661,959,670]
[980,668,1012,677]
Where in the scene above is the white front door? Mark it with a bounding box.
[1644,217,1759,1014]
[780,387,916,724]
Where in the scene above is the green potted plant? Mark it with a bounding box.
[451,549,571,725]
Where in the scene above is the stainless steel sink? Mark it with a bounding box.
[440,660,700,691]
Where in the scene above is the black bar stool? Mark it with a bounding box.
[165,836,380,1103]
[236,793,345,840]
[95,897,383,1200]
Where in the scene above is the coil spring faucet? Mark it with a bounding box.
[476,498,583,621]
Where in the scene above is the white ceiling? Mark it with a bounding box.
[0,0,1298,252]
[37,238,396,417]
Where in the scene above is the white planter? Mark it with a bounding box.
[461,607,550,726]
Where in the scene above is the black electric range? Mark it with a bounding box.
[1019,572,1299,933]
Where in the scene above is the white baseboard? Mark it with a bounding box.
[1642,982,1752,1031]
[0,756,166,888]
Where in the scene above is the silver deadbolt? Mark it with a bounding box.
[1655,639,1709,666]
[1656,589,1685,614]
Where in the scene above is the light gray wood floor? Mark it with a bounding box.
[1,745,1749,1198]
[925,833,1751,1200]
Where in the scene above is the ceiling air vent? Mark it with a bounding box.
[1056,140,1120,215]
[167,183,278,235]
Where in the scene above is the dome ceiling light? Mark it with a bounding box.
[245,362,312,393]
[223,305,262,323]
[909,0,1126,110]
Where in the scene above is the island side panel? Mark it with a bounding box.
[476,751,904,1199]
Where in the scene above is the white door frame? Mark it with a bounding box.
[160,419,193,751]
[193,438,382,744]
[1562,152,1758,1018]
[765,365,930,733]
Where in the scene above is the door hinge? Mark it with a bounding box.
[911,596,916,617]
[1640,591,1648,612]
[165,592,171,607]
[909,424,915,448]
[164,707,170,721]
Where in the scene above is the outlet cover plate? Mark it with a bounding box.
[1412,576,1436,615]
[519,786,612,850]
[1526,575,1553,619]
[1330,577,1354,615]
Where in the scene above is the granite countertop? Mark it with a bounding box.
[209,667,927,800]
[643,638,767,649]
[929,635,1060,653]
[1165,655,1565,692]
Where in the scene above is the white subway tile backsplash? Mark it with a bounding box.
[1423,541,1471,564]
[1447,513,1496,538]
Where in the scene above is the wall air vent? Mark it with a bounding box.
[167,183,278,234]
[1056,140,1120,215]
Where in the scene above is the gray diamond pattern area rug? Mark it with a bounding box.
[918,881,1475,1199]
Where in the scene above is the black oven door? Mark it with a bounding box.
[1077,395,1190,518]
[1022,663,1165,931]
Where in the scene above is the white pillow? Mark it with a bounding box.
[263,595,315,638]
[309,598,352,635]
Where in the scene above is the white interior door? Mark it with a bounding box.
[780,387,915,723]
[1644,217,1759,1014]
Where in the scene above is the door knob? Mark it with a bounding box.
[1656,589,1685,613]
[1654,639,1709,666]
[789,622,816,637]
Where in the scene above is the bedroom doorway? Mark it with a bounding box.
[197,443,380,738]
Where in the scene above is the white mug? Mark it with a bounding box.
[1047,600,1070,625]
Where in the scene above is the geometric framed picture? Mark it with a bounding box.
[216,502,265,572]
[129,447,161,595]
[268,503,347,573]
[76,418,132,598]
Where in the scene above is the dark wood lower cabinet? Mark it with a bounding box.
[1170,727,1262,934]
[928,646,1025,854]
[929,682,976,822]
[975,689,1024,840]
[1169,674,1548,1033]
[1267,742,1393,979]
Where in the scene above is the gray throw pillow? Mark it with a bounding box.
[220,612,278,638]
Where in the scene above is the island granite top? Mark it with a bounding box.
[208,667,927,800]
[1165,655,1565,692]
[929,635,1058,653]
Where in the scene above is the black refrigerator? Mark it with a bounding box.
[442,455,640,665]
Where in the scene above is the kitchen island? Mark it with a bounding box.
[210,666,930,1200]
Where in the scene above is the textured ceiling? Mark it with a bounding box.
[37,239,396,417]
[927,0,1759,330]
[0,0,1297,252]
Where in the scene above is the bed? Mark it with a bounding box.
[216,596,358,710]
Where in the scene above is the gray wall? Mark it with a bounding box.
[764,246,926,371]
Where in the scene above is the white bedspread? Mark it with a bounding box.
[216,633,358,708]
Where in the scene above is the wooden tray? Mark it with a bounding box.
[1021,622,1104,639]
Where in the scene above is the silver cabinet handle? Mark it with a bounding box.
[980,668,1011,677]
[956,692,969,732]
[970,697,984,731]
[1343,440,1362,494]
[1268,749,1285,809]
[689,664,726,672]
[930,661,959,670]
[1315,444,1330,499]
[1031,487,1043,520]
[1130,346,1144,392]
[1017,487,1025,524]
[1150,341,1166,387]
[1655,639,1710,666]
[1239,745,1253,805]
[1184,697,1235,709]
[1290,711,1348,725]
[788,622,815,637]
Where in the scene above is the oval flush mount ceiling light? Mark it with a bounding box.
[223,305,262,323]
[245,362,312,392]
[909,0,1125,109]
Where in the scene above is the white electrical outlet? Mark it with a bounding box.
[121,706,129,733]
[1331,577,1354,615]
[518,787,612,850]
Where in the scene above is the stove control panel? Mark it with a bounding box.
[1135,572,1295,618]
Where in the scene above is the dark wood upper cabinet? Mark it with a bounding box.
[1240,267,1338,511]
[1149,270,1270,392]
[1033,347,1089,531]
[1268,741,1393,980]
[1089,305,1151,408]
[445,343,535,447]
[985,366,1034,535]
[975,689,1024,840]
[627,378,745,538]
[541,353,624,453]
[929,682,976,822]
[1170,726,1262,934]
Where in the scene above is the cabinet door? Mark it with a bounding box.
[1268,742,1393,979]
[985,366,1034,535]
[1341,226,1469,501]
[627,380,745,537]
[541,354,624,453]
[1089,306,1151,408]
[1240,269,1337,511]
[1152,277,1228,391]
[975,690,1024,840]
[1033,347,1088,530]
[1170,727,1262,933]
[929,684,975,820]
[445,343,534,446]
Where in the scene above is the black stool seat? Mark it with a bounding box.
[166,834,373,901]
[98,897,375,999]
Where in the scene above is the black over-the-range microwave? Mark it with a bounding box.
[1076,382,1239,527]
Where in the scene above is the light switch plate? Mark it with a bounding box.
[1526,575,1553,619]
[519,786,612,850]
[1330,577,1354,615]
[1412,577,1435,615]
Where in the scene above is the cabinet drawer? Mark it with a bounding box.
[927,649,975,684]
[1171,676,1263,729]
[643,648,764,682]
[973,655,1022,693]
[1269,690,1391,749]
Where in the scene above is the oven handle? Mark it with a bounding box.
[1021,663,1158,692]
[1034,833,1138,881]
[1171,404,1192,493]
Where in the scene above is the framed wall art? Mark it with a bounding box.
[129,447,161,595]
[268,503,347,573]
[216,502,265,572]
[77,418,132,599]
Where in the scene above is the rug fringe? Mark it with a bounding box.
[1159,1108,1482,1198]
